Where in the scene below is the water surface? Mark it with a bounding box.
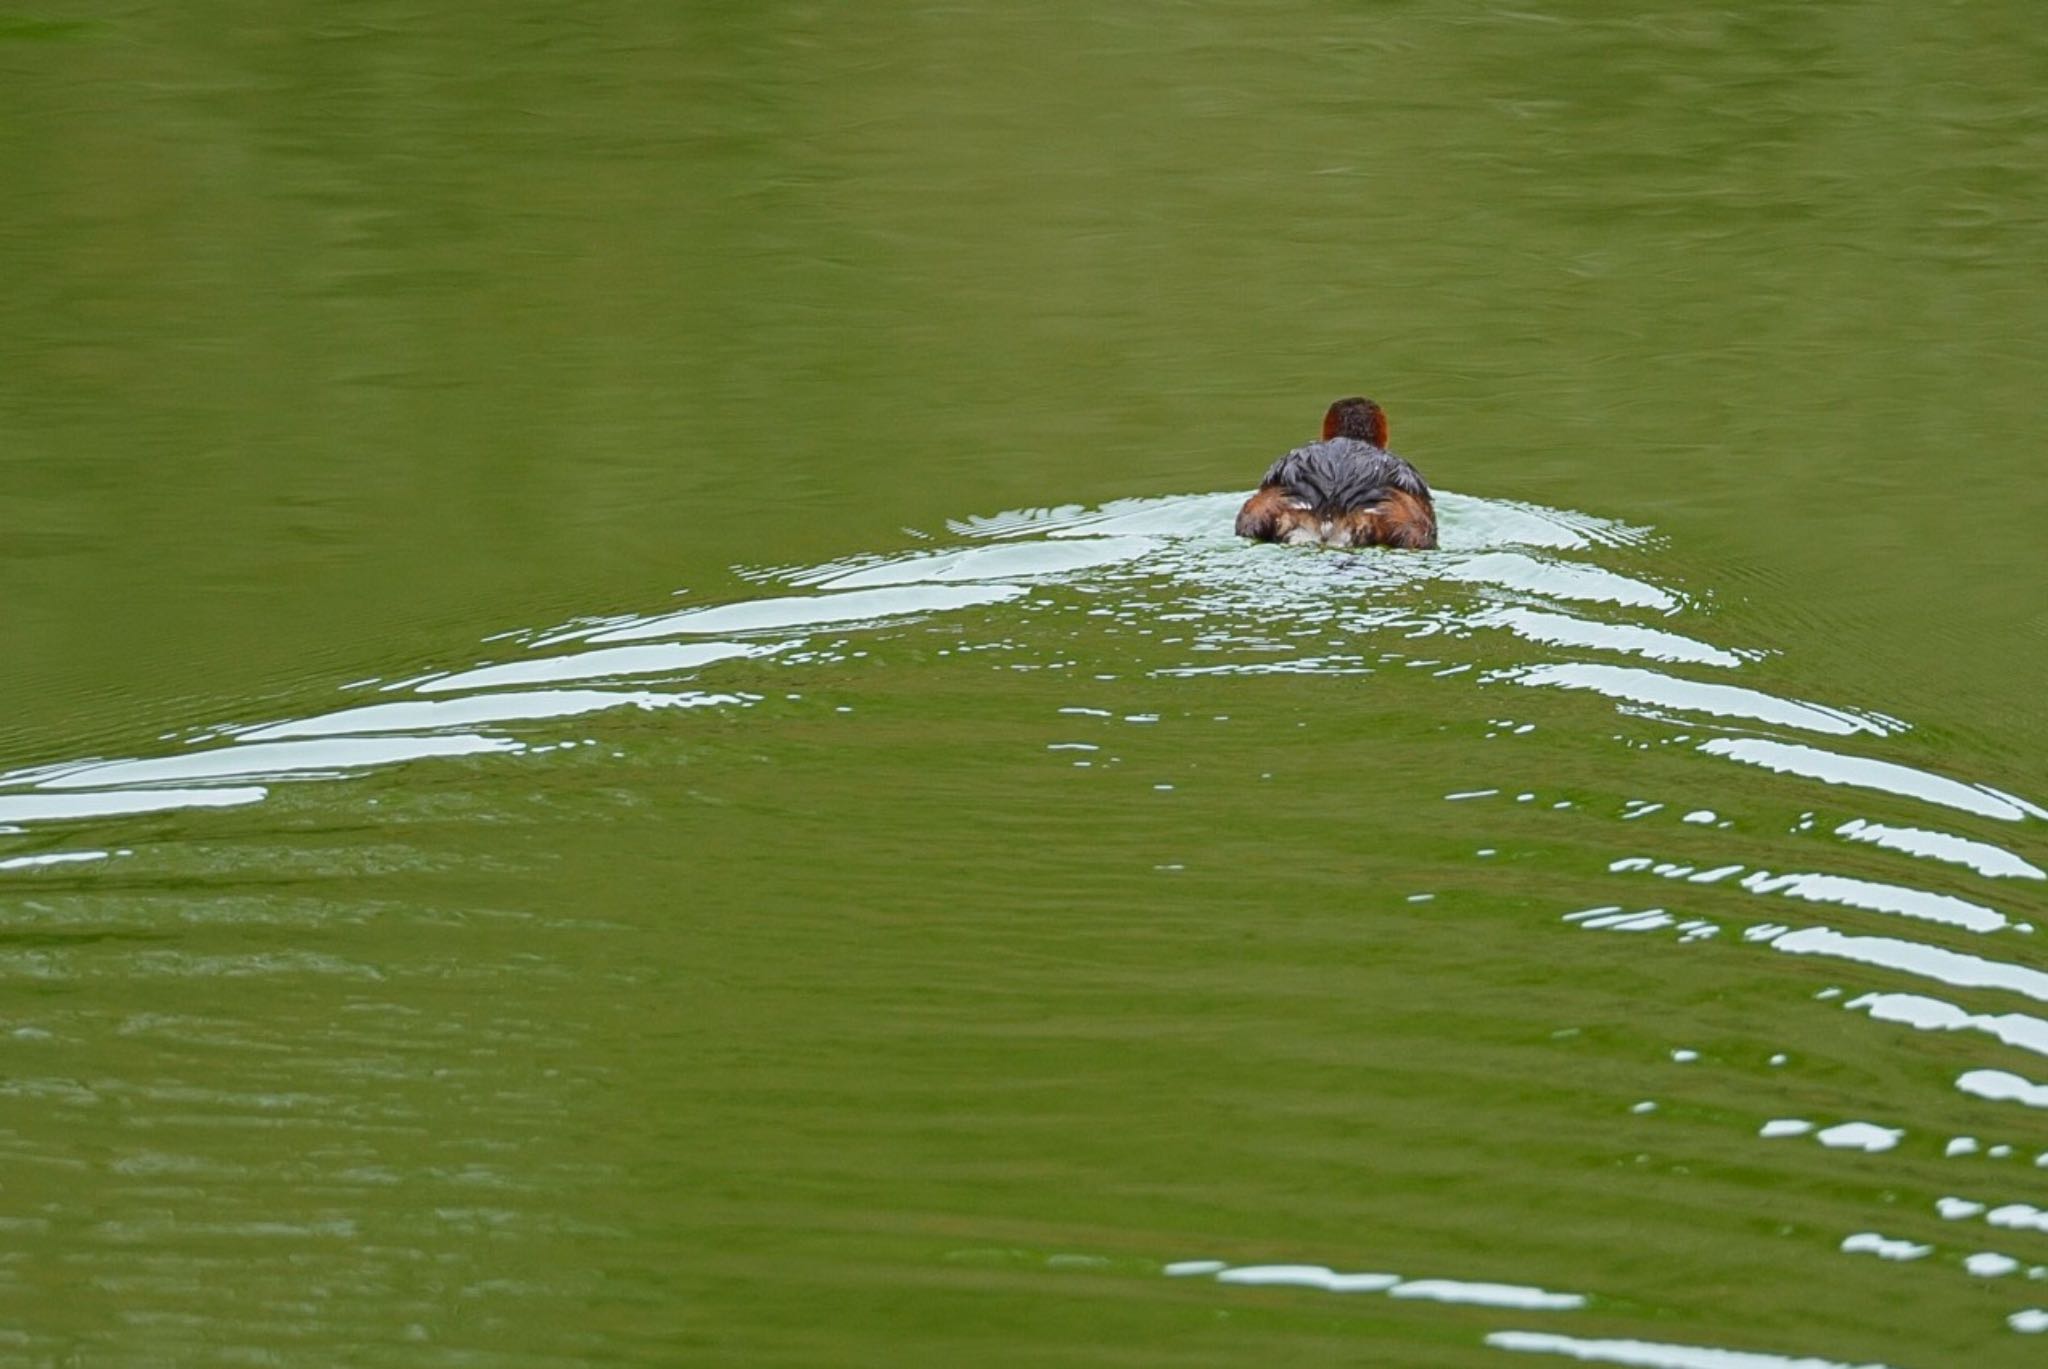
[3,5,2045,1366]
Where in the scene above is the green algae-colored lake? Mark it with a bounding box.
[4,5,2046,1365]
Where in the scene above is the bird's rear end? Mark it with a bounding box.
[1235,397,1438,550]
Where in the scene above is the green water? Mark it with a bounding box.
[4,4,2046,1365]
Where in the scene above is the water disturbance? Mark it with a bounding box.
[5,484,2044,1365]
[4,4,2044,1365]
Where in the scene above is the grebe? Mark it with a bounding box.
[1234,397,1437,550]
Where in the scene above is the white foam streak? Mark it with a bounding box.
[1178,1261,1582,1307]
[1839,1232,1930,1261]
[1770,928,2048,1004]
[0,849,112,871]
[418,640,785,694]
[34,735,520,792]
[1486,1330,1894,1368]
[1701,739,2044,823]
[1212,1264,1399,1292]
[0,786,269,825]
[1956,1068,2048,1108]
[950,489,1637,551]
[1735,870,2005,933]
[1389,1279,1585,1310]
[587,583,1029,642]
[1986,1204,2048,1233]
[810,538,1158,589]
[1431,492,1638,550]
[951,492,1241,541]
[1846,992,2048,1058]
[236,690,734,741]
[1474,607,1742,667]
[1440,552,1676,610]
[1834,819,2043,881]
[1509,664,1883,737]
[1815,1122,1902,1152]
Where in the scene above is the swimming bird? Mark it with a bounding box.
[1234,397,1437,549]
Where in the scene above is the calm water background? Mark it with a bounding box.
[3,4,2046,1366]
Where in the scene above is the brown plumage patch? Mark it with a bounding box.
[1235,486,1437,549]
[1333,488,1438,550]
[1233,485,1315,542]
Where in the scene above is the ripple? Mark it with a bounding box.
[805,537,1159,590]
[1699,739,2045,823]
[1441,551,1678,611]
[1766,929,2048,1005]
[1955,1069,2048,1109]
[1815,1122,1904,1153]
[232,689,737,741]
[1390,1279,1586,1310]
[416,640,789,694]
[1833,819,2043,882]
[1984,1204,2048,1233]
[584,583,1030,642]
[1841,1232,1931,1261]
[1212,1264,1402,1292]
[1846,992,2048,1058]
[1486,1330,1896,1368]
[1503,663,1891,736]
[3,479,2043,1366]
[1473,607,1744,667]
[28,734,522,791]
[1169,1258,1583,1308]
[0,849,113,872]
[0,785,269,826]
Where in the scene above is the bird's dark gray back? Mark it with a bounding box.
[1259,438,1432,512]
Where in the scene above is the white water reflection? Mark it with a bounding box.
[1700,739,2044,823]
[1963,1252,2021,1277]
[805,537,1160,590]
[1208,1264,1400,1292]
[1168,1258,1584,1309]
[1440,552,1678,611]
[1602,858,2011,934]
[1841,1233,1931,1261]
[1596,915,2048,1024]
[1742,870,1998,934]
[417,640,788,694]
[1504,664,1890,737]
[0,849,114,872]
[234,689,739,742]
[1487,1330,1896,1369]
[1471,607,1743,668]
[1956,1069,2048,1109]
[1756,1118,1904,1153]
[1984,1204,2048,1234]
[1834,819,2043,882]
[1393,1280,1587,1311]
[1815,1122,1904,1153]
[1846,992,2048,1058]
[951,490,1639,552]
[1765,929,2048,1005]
[8,486,2038,862]
[0,485,1716,840]
[2,479,2043,1364]
[0,786,268,826]
[585,582,1029,643]
[32,735,521,791]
